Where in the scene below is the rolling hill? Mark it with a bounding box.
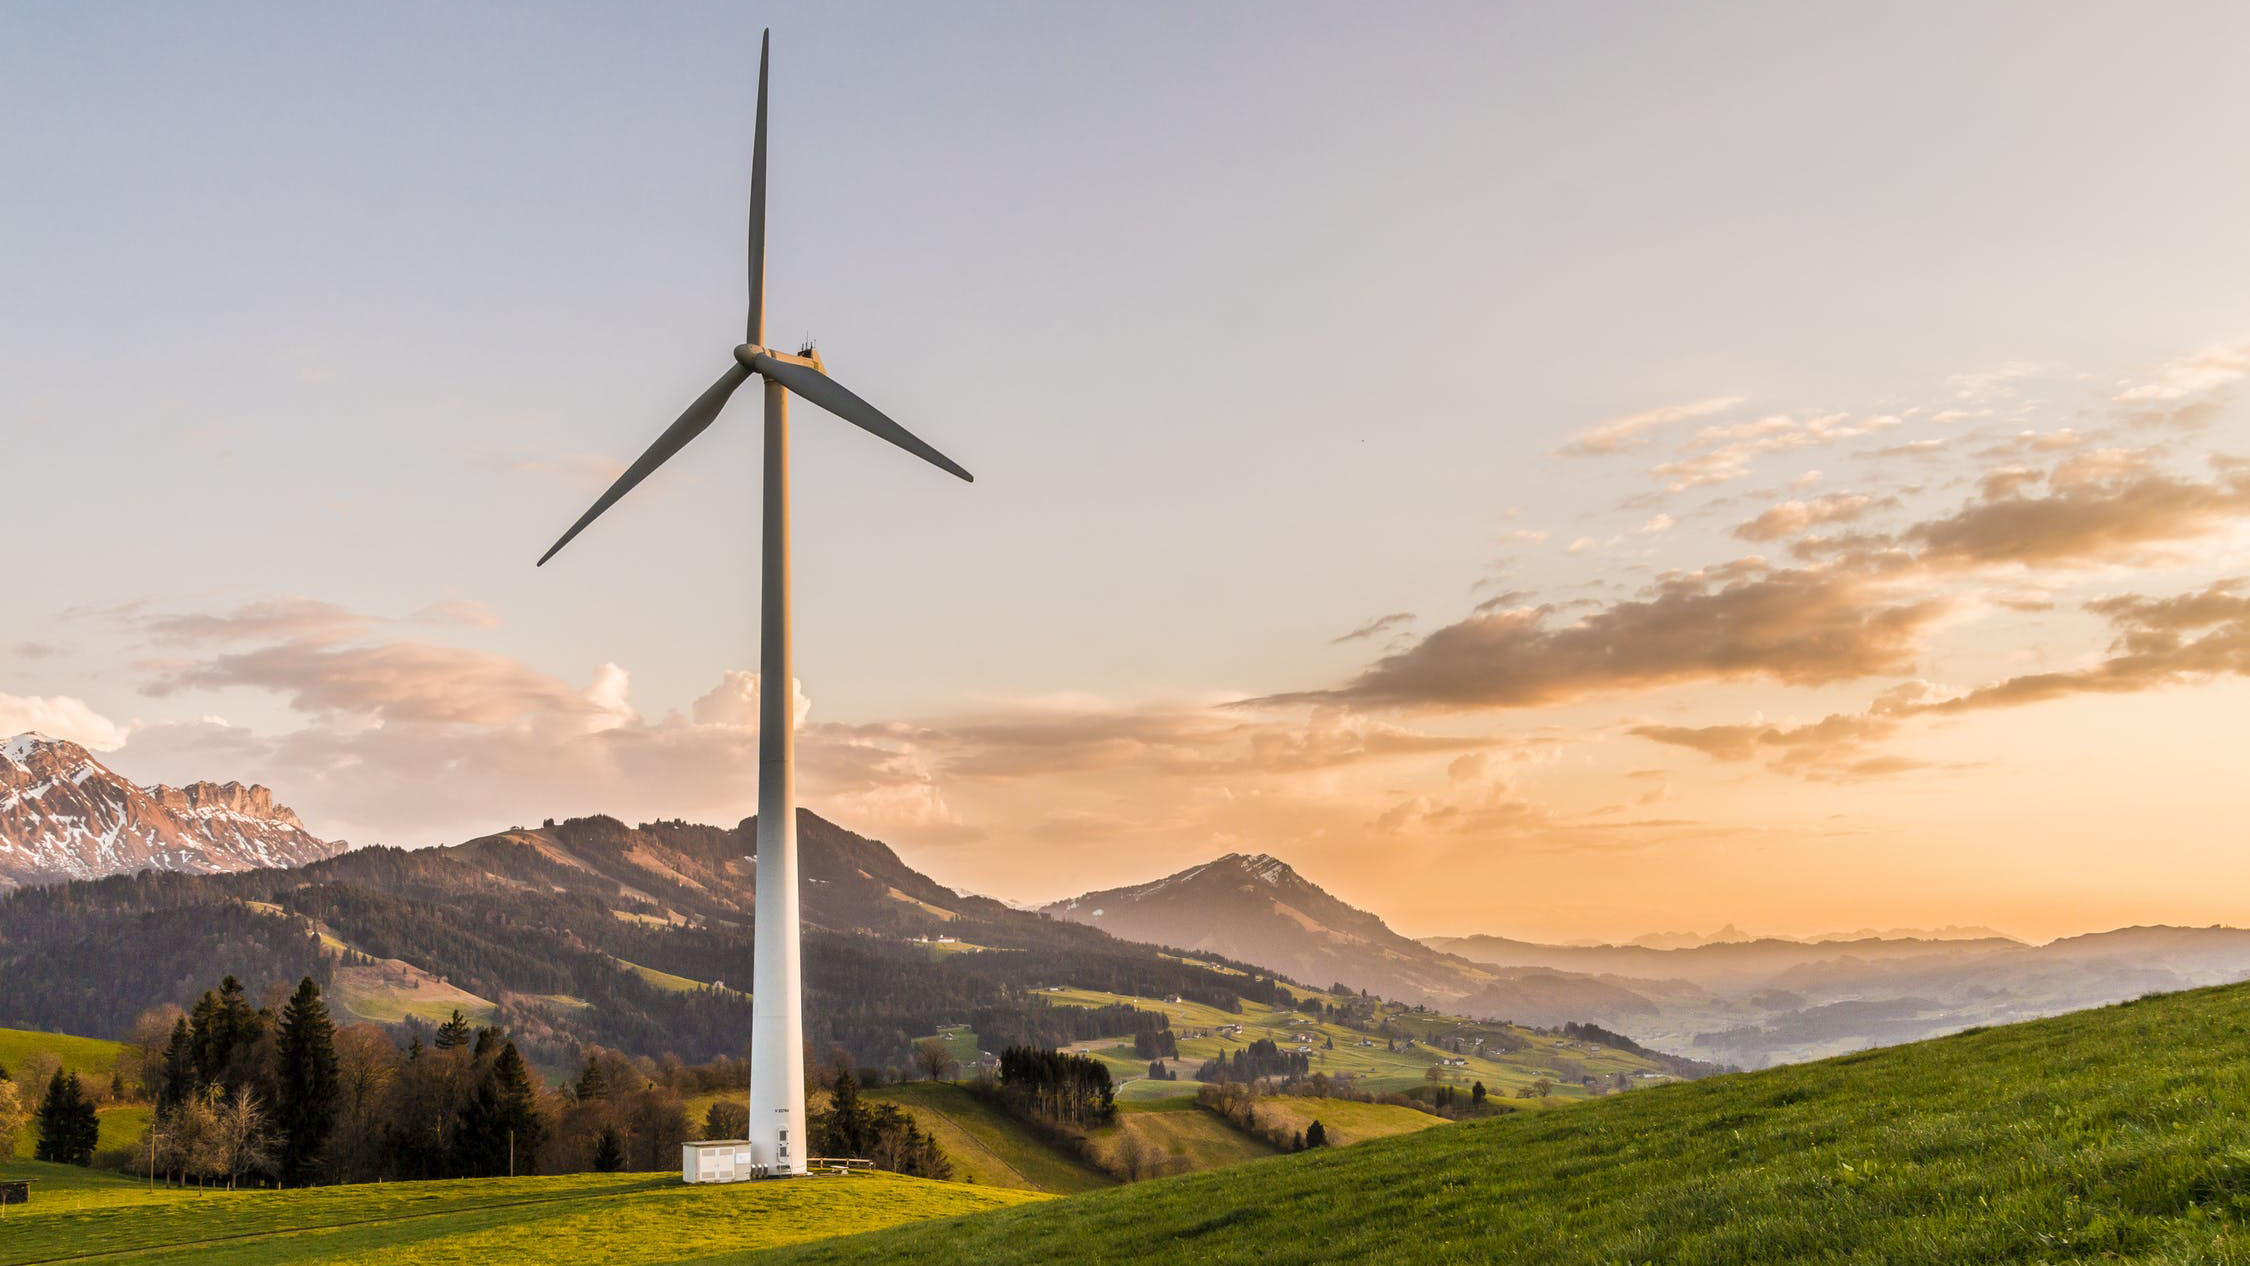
[0,811,1320,1074]
[751,978,2250,1265]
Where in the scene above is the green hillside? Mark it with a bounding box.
[1,1026,145,1163]
[0,1025,127,1080]
[1038,985,1664,1098]
[0,1168,1043,1265]
[754,981,2250,1265]
[869,1082,1114,1194]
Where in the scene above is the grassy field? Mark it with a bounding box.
[1035,986,1655,1098]
[753,981,2250,1265]
[867,1083,1113,1194]
[2,1027,145,1163]
[0,1167,1044,1265]
[0,1026,127,1081]
[1244,1095,1449,1147]
[1086,1098,1276,1177]
[914,1024,980,1069]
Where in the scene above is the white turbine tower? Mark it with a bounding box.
[536,30,972,1177]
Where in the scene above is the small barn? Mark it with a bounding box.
[682,1140,769,1184]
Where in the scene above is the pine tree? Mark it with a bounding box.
[1291,1129,1305,1152]
[454,1041,543,1177]
[701,1100,747,1139]
[433,1010,472,1051]
[1471,1080,1487,1106]
[1305,1119,1327,1148]
[156,1017,198,1116]
[34,1070,99,1165]
[576,1054,610,1101]
[274,977,341,1185]
[592,1125,625,1172]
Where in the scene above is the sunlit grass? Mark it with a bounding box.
[756,982,2250,1265]
[0,1168,1044,1266]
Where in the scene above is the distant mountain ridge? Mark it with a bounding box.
[1044,848,2250,1071]
[1040,853,1656,1026]
[0,732,344,890]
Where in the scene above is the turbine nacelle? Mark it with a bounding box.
[732,344,822,373]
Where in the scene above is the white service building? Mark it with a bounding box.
[683,1139,771,1184]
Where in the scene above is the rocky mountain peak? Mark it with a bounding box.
[0,732,343,889]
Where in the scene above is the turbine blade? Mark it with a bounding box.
[746,30,770,345]
[751,354,974,482]
[536,362,753,566]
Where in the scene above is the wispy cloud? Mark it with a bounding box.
[1553,396,1744,458]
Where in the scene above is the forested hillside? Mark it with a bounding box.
[0,810,1295,1072]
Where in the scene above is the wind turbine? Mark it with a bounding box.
[536,30,972,1178]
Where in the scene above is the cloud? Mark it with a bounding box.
[1644,572,2250,778]
[1648,413,1905,490]
[11,643,62,660]
[142,599,378,646]
[142,638,626,730]
[1290,564,1948,711]
[1948,361,2053,403]
[2114,339,2250,404]
[1733,494,1879,542]
[691,670,811,729]
[926,705,1497,780]
[1372,749,1552,836]
[1629,683,1942,780]
[0,692,129,751]
[1332,612,1414,645]
[1905,469,2250,569]
[1554,396,1744,457]
[1922,580,2250,714]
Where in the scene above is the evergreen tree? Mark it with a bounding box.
[189,977,266,1097]
[33,1070,99,1165]
[1291,1129,1305,1152]
[592,1125,625,1172]
[274,977,341,1185]
[433,1010,472,1051]
[576,1054,610,1101]
[1305,1119,1327,1148]
[1471,1080,1487,1106]
[701,1100,748,1139]
[824,1066,869,1156]
[454,1041,543,1176]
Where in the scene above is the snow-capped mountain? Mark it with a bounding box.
[0,732,345,889]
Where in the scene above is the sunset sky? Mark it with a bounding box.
[7,2,2250,943]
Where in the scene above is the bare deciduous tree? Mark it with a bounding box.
[911,1038,956,1082]
[211,1088,275,1189]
